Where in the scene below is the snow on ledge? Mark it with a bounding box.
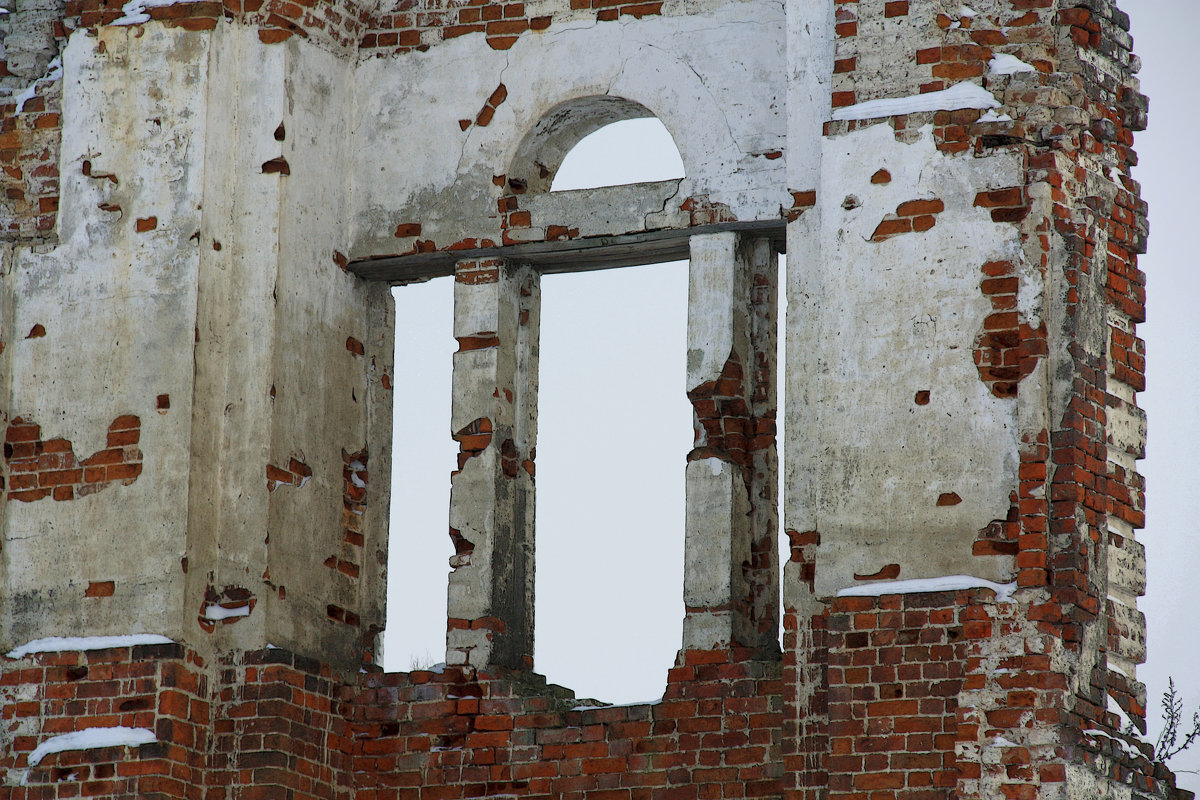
[2,56,63,113]
[831,82,1000,122]
[203,603,251,621]
[990,54,1037,76]
[836,575,1018,602]
[112,0,200,25]
[28,727,156,766]
[7,634,174,659]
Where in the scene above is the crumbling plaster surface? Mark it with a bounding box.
[182,23,287,653]
[787,121,1029,594]
[446,260,539,669]
[1,25,394,664]
[1,26,208,647]
[262,34,394,663]
[349,1,789,259]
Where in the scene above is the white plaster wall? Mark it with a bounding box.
[349,2,788,260]
[265,37,394,659]
[1,26,209,648]
[788,122,1028,595]
[182,22,287,652]
[0,22,393,664]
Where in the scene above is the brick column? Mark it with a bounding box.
[683,232,779,654]
[445,257,540,671]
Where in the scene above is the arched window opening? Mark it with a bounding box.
[384,103,784,701]
[533,115,690,703]
[550,118,685,192]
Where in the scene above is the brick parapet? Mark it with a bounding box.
[3,645,787,798]
[2,632,1189,799]
[340,647,788,800]
[0,642,209,797]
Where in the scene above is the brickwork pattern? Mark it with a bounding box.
[0,87,61,240]
[972,260,1046,399]
[1,642,208,799]
[3,647,785,799]
[351,649,783,800]
[3,414,143,503]
[869,198,944,241]
[825,593,966,800]
[207,649,352,799]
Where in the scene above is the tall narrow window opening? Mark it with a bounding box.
[535,260,691,703]
[533,117,689,702]
[384,278,456,671]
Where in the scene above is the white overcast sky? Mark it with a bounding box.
[386,1,1200,784]
[1122,0,1200,789]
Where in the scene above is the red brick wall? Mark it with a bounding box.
[1,88,61,240]
[349,648,782,800]
[4,632,1186,797]
[3,414,143,503]
[4,647,783,799]
[1,642,207,799]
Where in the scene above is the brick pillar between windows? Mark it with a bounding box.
[683,232,780,655]
[445,257,540,671]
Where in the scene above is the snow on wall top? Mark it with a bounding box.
[836,575,1018,602]
[831,82,1000,122]
[6,634,175,659]
[27,727,157,766]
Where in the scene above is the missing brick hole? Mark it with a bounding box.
[937,492,963,506]
[980,134,1024,148]
[854,564,901,581]
[979,134,1053,150]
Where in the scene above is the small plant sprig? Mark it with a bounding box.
[1153,678,1200,762]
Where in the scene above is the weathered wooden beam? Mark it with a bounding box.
[350,219,787,283]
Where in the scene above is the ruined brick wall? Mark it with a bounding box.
[1,642,208,798]
[787,2,1162,800]
[4,645,782,799]
[0,0,1185,798]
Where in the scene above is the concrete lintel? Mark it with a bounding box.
[349,219,786,283]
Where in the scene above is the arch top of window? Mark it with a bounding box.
[508,96,685,195]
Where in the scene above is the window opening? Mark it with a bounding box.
[384,108,784,696]
[384,277,456,671]
[550,118,685,192]
[535,260,691,704]
[776,253,788,647]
